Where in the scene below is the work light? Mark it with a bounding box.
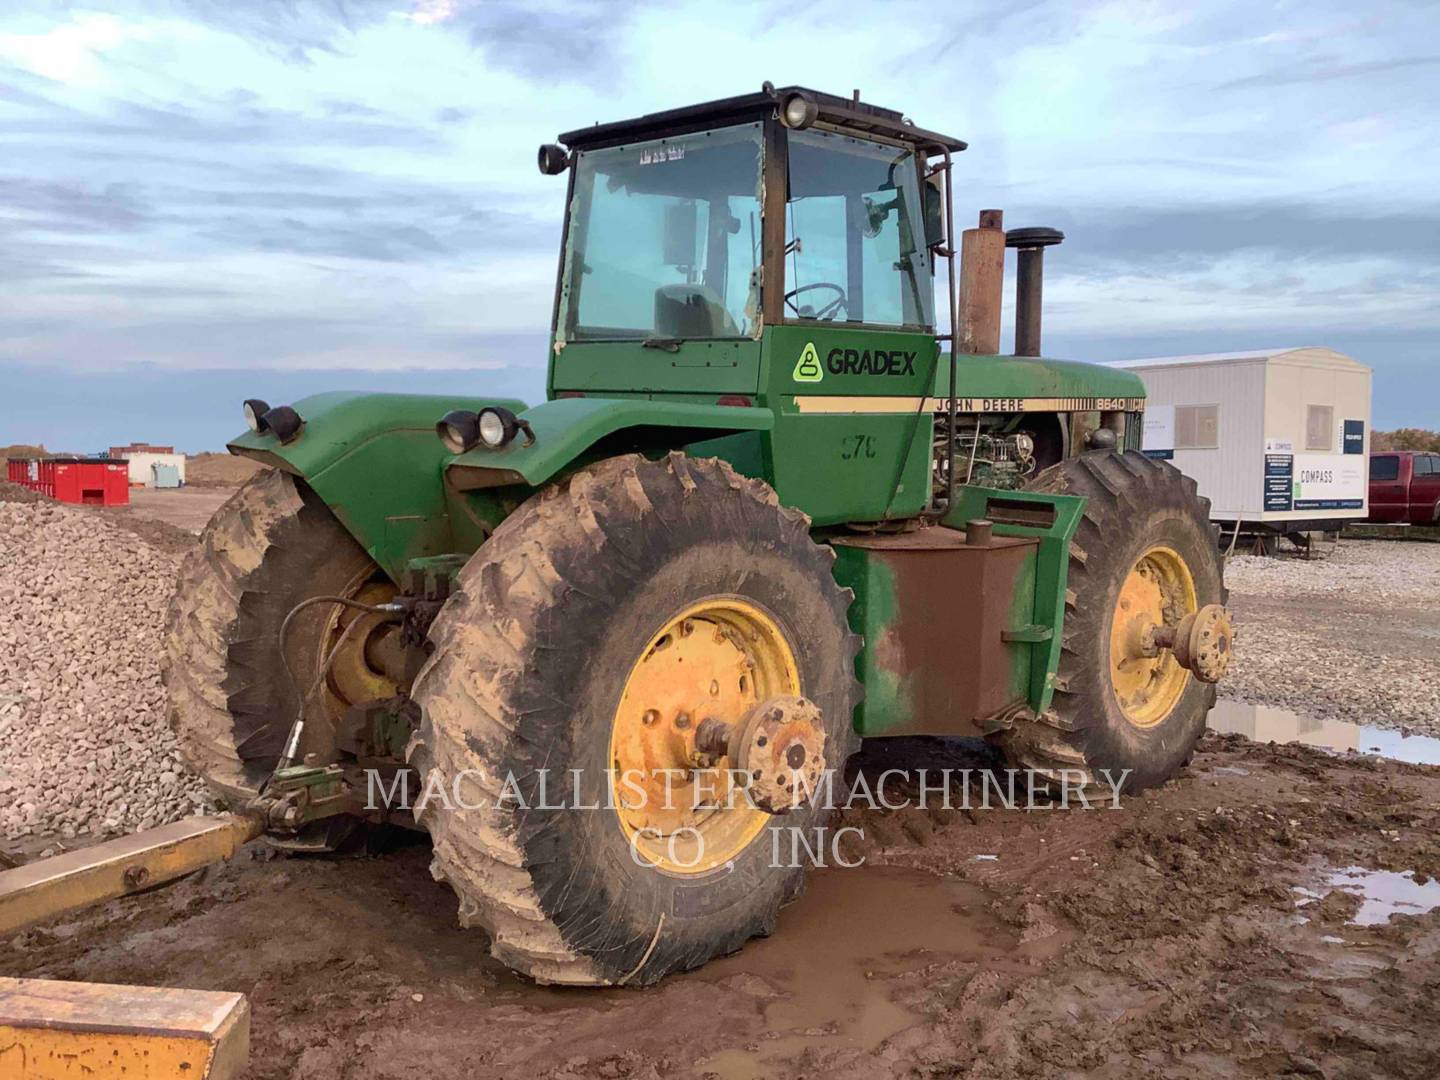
[537,143,568,175]
[437,410,481,454]
[779,91,818,130]
[243,399,271,433]
[262,405,304,444]
[478,407,521,449]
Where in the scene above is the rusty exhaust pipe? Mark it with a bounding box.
[1005,227,1064,358]
[958,209,1005,355]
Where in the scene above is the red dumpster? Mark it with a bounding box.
[6,458,129,506]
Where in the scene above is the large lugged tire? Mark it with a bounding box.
[410,453,861,986]
[992,451,1226,793]
[163,469,385,804]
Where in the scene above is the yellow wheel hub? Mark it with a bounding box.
[322,575,403,712]
[610,598,799,875]
[1108,545,1197,728]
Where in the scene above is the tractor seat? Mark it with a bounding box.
[654,284,739,339]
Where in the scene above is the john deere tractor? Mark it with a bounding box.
[3,86,1232,989]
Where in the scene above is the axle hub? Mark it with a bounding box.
[1153,604,1233,683]
[694,696,827,814]
[1127,602,1233,684]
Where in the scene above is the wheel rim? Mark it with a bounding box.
[610,598,799,875]
[1108,545,1197,728]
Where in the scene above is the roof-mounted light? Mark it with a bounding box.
[537,143,568,175]
[779,91,818,131]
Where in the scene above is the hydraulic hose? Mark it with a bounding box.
[264,595,408,790]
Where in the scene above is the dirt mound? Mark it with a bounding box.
[0,499,212,846]
[0,480,47,504]
[0,442,46,466]
[187,452,263,487]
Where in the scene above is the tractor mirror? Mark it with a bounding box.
[923,175,945,249]
[662,201,698,267]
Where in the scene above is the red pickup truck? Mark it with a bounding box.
[1368,451,1440,524]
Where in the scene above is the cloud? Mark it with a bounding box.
[0,177,152,232]
[1216,54,1440,90]
[0,0,1438,434]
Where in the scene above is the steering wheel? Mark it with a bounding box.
[784,282,848,320]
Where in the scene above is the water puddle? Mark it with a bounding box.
[1208,699,1440,766]
[1298,866,1440,926]
[693,865,1056,1078]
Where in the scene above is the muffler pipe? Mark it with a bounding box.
[1005,227,1064,357]
[958,209,1005,355]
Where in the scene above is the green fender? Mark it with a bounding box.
[445,396,774,490]
[226,392,773,581]
[228,391,528,581]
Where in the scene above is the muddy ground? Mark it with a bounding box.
[7,734,1439,1079]
[5,500,1439,1078]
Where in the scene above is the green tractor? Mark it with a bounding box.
[160,85,1233,986]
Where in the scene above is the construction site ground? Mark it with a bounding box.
[4,487,1438,1079]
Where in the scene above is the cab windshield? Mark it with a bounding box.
[559,123,764,342]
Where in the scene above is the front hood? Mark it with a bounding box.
[932,354,1146,405]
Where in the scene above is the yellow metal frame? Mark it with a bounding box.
[0,815,262,937]
[0,978,249,1079]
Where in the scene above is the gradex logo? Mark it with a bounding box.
[792,342,823,383]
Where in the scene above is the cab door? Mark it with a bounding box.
[758,126,939,526]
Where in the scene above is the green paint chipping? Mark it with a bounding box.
[831,544,908,736]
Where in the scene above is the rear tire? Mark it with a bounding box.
[163,469,386,804]
[992,451,1226,794]
[410,453,861,985]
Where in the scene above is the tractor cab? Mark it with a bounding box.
[541,86,962,399]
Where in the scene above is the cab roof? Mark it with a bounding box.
[557,85,967,155]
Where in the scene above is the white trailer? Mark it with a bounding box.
[1108,347,1371,533]
[122,452,187,488]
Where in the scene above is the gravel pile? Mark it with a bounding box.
[0,499,211,845]
[1225,539,1440,602]
[1224,540,1440,734]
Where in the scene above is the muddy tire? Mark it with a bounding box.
[992,451,1226,794]
[163,469,383,805]
[410,452,861,986]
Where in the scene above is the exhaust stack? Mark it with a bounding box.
[1005,227,1064,357]
[957,209,1005,355]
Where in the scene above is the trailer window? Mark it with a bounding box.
[1306,405,1334,451]
[1174,405,1219,449]
[1369,455,1399,481]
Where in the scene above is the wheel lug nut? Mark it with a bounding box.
[642,710,659,726]
[675,712,691,729]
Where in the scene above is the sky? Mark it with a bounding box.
[0,0,1437,451]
